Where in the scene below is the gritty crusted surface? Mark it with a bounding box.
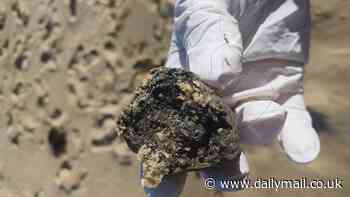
[117,67,241,187]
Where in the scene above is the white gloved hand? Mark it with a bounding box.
[166,0,320,164]
[226,64,320,163]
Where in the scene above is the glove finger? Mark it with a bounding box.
[278,95,320,163]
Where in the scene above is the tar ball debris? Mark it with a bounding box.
[116,67,241,188]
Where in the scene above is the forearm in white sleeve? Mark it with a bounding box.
[166,0,243,92]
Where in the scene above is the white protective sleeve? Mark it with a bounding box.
[167,0,243,91]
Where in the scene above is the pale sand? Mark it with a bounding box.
[0,0,349,196]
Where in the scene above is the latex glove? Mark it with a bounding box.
[166,0,320,164]
[222,63,320,163]
[222,66,303,145]
[230,0,319,163]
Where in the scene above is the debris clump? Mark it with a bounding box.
[116,67,241,187]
